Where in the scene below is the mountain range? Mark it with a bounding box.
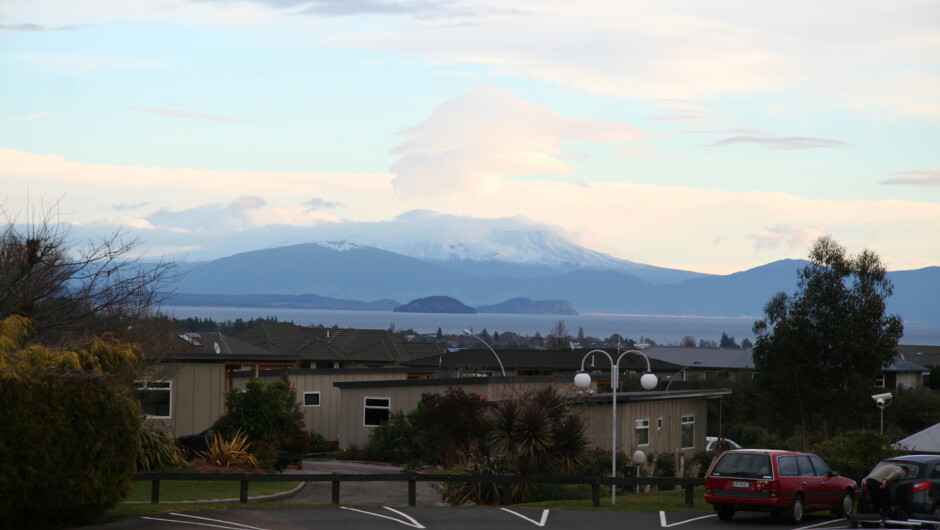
[168,238,940,322]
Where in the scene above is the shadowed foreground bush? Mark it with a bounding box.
[0,370,141,529]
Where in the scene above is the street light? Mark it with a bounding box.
[574,349,658,504]
[664,360,702,391]
[463,330,506,377]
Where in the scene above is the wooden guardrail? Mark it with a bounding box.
[132,472,704,507]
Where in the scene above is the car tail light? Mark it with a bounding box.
[861,481,868,491]
[753,480,780,497]
[908,482,932,493]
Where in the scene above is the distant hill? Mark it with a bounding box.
[394,296,475,314]
[168,242,940,321]
[476,297,578,315]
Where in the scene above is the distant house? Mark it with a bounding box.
[643,344,934,390]
[325,375,729,454]
[402,347,683,383]
[140,323,446,437]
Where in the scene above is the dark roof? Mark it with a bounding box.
[896,345,940,368]
[167,331,292,360]
[642,345,755,370]
[403,348,681,372]
[233,322,446,364]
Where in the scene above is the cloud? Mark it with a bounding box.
[8,112,54,121]
[649,99,727,125]
[389,86,645,197]
[706,135,851,150]
[144,196,339,232]
[0,23,84,31]
[750,225,827,251]
[112,201,151,211]
[134,107,257,124]
[4,148,939,274]
[304,197,344,211]
[880,170,940,188]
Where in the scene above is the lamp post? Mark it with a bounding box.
[664,360,702,391]
[574,349,658,504]
[463,330,506,376]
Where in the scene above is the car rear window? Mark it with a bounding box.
[710,452,773,479]
[872,461,923,479]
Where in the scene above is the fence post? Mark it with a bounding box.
[684,484,694,507]
[408,475,417,507]
[501,481,512,506]
[240,479,249,503]
[150,480,160,504]
[591,481,600,506]
[331,474,341,504]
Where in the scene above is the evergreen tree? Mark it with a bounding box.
[752,236,903,445]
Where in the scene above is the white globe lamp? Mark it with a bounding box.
[640,372,658,390]
[574,372,592,389]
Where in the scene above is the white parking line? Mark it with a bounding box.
[658,511,718,527]
[169,513,270,530]
[340,506,426,528]
[794,518,848,530]
[500,508,549,526]
[141,514,270,530]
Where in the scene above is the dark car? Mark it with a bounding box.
[858,455,940,517]
[704,449,858,523]
[177,428,214,458]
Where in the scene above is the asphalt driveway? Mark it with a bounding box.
[280,457,445,506]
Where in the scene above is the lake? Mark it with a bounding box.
[161,306,940,346]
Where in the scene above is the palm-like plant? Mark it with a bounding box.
[483,386,589,502]
[198,430,259,469]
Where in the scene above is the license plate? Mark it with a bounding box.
[731,481,750,488]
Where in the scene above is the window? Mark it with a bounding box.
[680,415,694,449]
[135,380,171,418]
[303,392,320,407]
[635,419,650,446]
[808,455,831,476]
[778,456,799,476]
[875,373,885,388]
[657,417,664,430]
[364,397,390,427]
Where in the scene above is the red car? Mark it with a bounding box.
[704,449,858,523]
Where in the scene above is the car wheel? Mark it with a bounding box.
[786,494,805,523]
[715,504,735,521]
[835,489,854,517]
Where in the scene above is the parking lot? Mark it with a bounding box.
[91,507,912,529]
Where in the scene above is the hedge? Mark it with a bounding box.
[0,369,141,529]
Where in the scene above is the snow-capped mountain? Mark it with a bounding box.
[300,211,708,284]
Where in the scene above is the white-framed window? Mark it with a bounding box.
[363,397,390,427]
[875,374,886,388]
[303,392,321,407]
[681,415,695,449]
[657,417,664,430]
[635,419,650,446]
[134,380,171,418]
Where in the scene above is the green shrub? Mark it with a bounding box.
[0,370,141,529]
[368,409,419,463]
[137,420,188,472]
[309,431,329,453]
[250,440,279,471]
[214,378,311,455]
[812,429,902,483]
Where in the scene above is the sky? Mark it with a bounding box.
[1,0,939,275]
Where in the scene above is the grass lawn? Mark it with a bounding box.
[124,479,303,503]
